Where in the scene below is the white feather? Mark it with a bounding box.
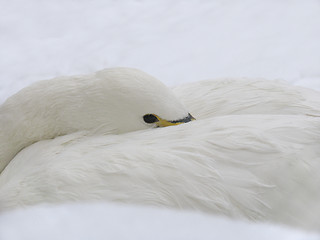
[0,68,320,232]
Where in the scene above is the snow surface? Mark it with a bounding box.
[0,0,320,104]
[1,0,320,239]
[0,203,319,240]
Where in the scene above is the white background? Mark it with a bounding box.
[0,0,319,103]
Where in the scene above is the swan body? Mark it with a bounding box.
[0,68,320,231]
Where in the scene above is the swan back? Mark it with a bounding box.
[173,79,320,118]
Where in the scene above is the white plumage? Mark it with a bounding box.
[0,68,189,173]
[0,68,320,232]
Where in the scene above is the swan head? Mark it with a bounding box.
[0,67,195,173]
[2,68,196,135]
[92,68,195,133]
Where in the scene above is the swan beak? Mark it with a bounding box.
[156,113,195,127]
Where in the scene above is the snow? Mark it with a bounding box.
[0,203,319,240]
[0,0,320,238]
[0,0,320,104]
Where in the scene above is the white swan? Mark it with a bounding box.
[0,68,320,232]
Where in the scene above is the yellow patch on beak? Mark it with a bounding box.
[155,113,195,127]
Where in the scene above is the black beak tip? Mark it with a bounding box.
[169,113,195,124]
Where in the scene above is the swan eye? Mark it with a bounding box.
[143,114,159,124]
